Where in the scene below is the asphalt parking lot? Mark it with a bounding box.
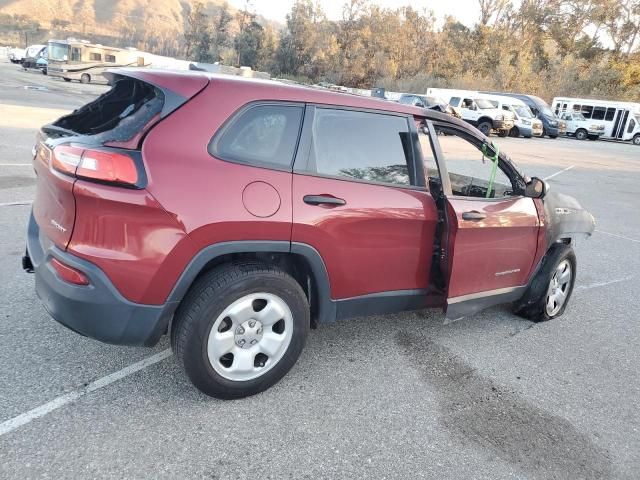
[1,58,639,479]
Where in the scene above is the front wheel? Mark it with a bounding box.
[497,129,509,137]
[575,129,588,140]
[514,244,576,322]
[508,127,520,138]
[478,121,492,136]
[80,73,91,84]
[172,262,310,399]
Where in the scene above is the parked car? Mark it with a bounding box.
[21,44,46,70]
[483,92,566,139]
[36,53,48,74]
[559,111,605,140]
[398,93,461,129]
[479,94,543,138]
[8,47,25,64]
[23,70,595,399]
[427,88,515,137]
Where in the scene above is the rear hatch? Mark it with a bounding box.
[32,69,209,249]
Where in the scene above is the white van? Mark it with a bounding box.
[557,111,605,140]
[427,88,515,137]
[478,94,543,138]
[552,97,640,145]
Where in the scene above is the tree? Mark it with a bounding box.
[184,1,211,60]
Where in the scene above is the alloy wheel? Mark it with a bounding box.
[545,260,572,316]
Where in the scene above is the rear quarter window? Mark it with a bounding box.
[209,104,303,170]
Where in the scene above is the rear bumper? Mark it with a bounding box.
[26,212,177,346]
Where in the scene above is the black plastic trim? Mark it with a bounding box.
[26,211,173,346]
[445,286,527,320]
[335,289,431,320]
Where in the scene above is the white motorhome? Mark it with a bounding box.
[47,39,191,84]
[552,97,640,145]
[478,93,543,138]
[427,88,515,136]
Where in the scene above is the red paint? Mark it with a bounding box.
[445,197,540,298]
[32,143,76,249]
[242,181,281,218]
[292,174,439,298]
[32,70,549,310]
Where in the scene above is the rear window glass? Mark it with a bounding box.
[49,77,164,142]
[210,104,303,170]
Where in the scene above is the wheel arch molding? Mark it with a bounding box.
[165,241,336,325]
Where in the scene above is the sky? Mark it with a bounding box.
[226,0,482,27]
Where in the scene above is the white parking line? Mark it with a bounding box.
[595,229,640,244]
[0,201,32,207]
[576,276,634,291]
[0,349,172,437]
[543,165,575,180]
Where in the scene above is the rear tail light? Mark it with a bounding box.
[49,258,90,286]
[51,144,139,186]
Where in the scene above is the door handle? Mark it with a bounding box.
[461,210,487,221]
[303,195,346,206]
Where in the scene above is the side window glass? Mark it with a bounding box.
[436,126,514,198]
[581,105,593,118]
[592,107,606,120]
[628,118,636,134]
[309,109,412,186]
[605,108,616,121]
[211,104,303,169]
[89,52,101,61]
[449,97,461,107]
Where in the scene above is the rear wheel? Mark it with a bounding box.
[172,262,310,399]
[497,129,509,137]
[80,73,91,84]
[633,134,640,146]
[478,121,492,136]
[575,129,588,140]
[514,244,576,322]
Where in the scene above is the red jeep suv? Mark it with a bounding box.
[24,70,594,398]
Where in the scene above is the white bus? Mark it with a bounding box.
[552,97,640,145]
[47,39,191,84]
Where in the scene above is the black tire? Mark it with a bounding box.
[508,127,520,138]
[63,78,72,82]
[497,129,509,137]
[633,134,640,146]
[575,129,588,140]
[80,73,91,84]
[172,262,310,399]
[478,121,492,136]
[514,244,576,322]
[549,134,558,139]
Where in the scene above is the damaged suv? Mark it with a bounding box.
[24,70,595,399]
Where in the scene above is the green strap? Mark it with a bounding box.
[482,143,500,198]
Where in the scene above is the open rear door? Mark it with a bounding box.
[424,121,540,320]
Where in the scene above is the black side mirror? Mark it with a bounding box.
[525,177,546,198]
